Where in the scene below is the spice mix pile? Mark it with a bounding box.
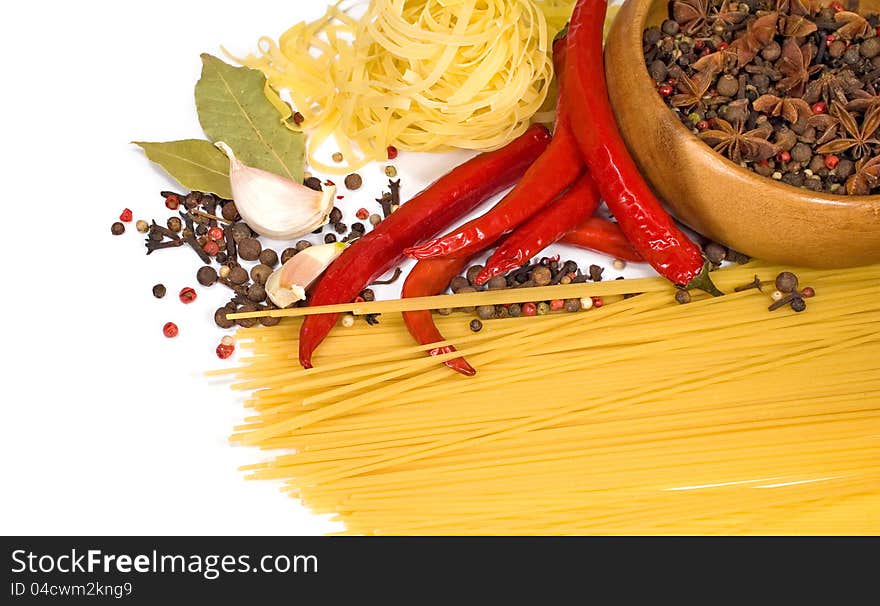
[645,0,880,194]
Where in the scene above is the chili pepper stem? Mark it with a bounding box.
[685,261,724,297]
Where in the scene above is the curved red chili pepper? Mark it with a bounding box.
[560,217,643,263]
[475,173,601,285]
[298,125,551,369]
[402,256,477,377]
[565,0,721,294]
[404,40,583,261]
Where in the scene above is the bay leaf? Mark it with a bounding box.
[195,54,305,183]
[134,139,232,199]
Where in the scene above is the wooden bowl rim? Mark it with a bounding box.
[615,0,880,209]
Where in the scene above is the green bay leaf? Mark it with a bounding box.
[195,54,304,183]
[134,140,232,199]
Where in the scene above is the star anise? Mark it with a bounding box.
[846,86,880,115]
[816,101,880,159]
[753,94,814,123]
[713,0,749,27]
[673,0,711,35]
[728,12,780,66]
[834,11,872,40]
[847,155,880,195]
[776,0,821,17]
[803,68,862,104]
[699,118,778,163]
[776,39,821,97]
[670,69,714,111]
[807,113,842,147]
[780,14,818,38]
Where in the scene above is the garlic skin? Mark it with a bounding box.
[216,142,335,239]
[266,242,348,308]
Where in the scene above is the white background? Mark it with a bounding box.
[0,0,640,535]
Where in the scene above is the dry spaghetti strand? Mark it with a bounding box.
[219,263,880,535]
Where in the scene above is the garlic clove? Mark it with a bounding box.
[266,241,348,308]
[216,142,336,239]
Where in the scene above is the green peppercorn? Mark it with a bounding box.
[469,319,483,332]
[250,264,273,286]
[508,303,522,317]
[477,305,496,320]
[564,298,581,313]
[369,213,382,226]
[214,306,235,329]
[281,247,297,263]
[228,266,249,285]
[197,266,218,286]
[152,284,166,299]
[532,266,552,286]
[495,306,510,319]
[111,222,125,235]
[536,302,551,315]
[775,271,799,294]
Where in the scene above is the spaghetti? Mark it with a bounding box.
[216,263,880,534]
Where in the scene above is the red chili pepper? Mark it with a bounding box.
[402,256,477,377]
[404,39,584,261]
[298,125,551,368]
[560,217,643,263]
[475,173,600,285]
[566,0,720,295]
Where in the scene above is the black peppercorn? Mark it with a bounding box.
[361,289,376,302]
[329,207,343,224]
[221,201,239,222]
[195,224,208,236]
[281,247,298,263]
[250,264,273,286]
[469,319,483,332]
[466,265,484,286]
[775,271,799,294]
[259,249,278,267]
[564,298,581,313]
[344,173,363,190]
[675,289,691,305]
[334,222,347,235]
[304,177,323,191]
[214,307,235,329]
[324,233,337,243]
[247,284,267,303]
[351,222,365,233]
[705,242,727,265]
[487,276,507,290]
[111,222,125,235]
[228,266,249,285]
[238,238,262,261]
[295,240,312,252]
[215,251,228,264]
[476,305,496,320]
[152,284,167,299]
[791,297,807,313]
[197,266,218,286]
[449,276,470,293]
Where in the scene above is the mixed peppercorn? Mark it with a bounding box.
[646,0,880,194]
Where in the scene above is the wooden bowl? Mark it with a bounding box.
[604,0,880,268]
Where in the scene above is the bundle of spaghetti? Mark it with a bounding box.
[234,0,592,172]
[215,262,880,534]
